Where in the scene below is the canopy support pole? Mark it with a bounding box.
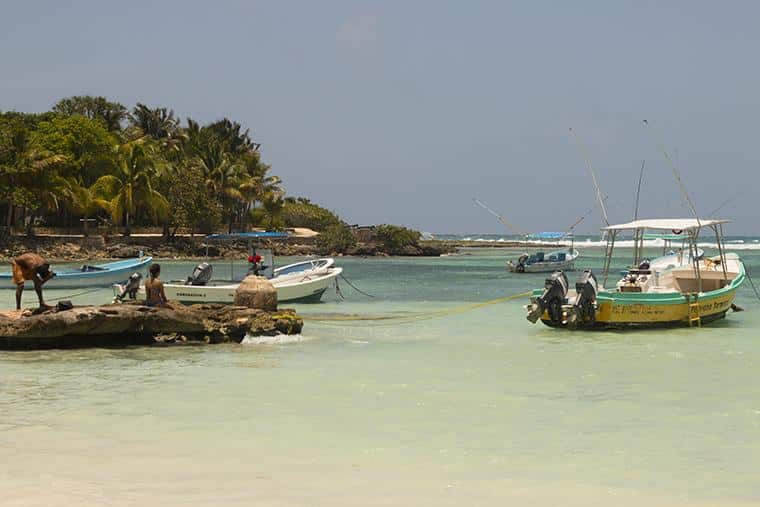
[602,230,616,288]
[714,224,728,283]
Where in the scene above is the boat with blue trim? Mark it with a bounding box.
[114,232,342,304]
[507,232,579,273]
[1,255,152,289]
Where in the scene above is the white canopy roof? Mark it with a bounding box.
[603,218,729,231]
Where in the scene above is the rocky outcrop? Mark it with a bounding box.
[0,303,302,350]
[234,276,278,311]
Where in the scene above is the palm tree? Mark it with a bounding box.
[3,127,67,232]
[129,103,180,139]
[249,190,285,230]
[92,139,169,236]
[61,179,112,236]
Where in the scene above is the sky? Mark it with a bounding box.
[2,0,760,234]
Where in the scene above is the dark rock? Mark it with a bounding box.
[197,244,221,257]
[0,303,302,350]
[111,245,142,258]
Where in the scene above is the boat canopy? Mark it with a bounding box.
[206,231,289,240]
[602,218,729,232]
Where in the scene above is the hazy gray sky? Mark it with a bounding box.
[3,1,759,234]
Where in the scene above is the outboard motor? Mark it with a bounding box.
[114,272,142,302]
[186,262,213,286]
[526,270,569,324]
[515,253,529,273]
[572,270,598,326]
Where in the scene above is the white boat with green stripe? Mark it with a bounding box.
[526,219,746,329]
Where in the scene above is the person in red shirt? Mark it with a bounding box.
[247,252,263,275]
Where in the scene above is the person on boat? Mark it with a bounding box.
[145,264,168,307]
[247,251,264,276]
[11,253,56,310]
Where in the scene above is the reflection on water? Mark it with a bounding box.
[1,248,760,506]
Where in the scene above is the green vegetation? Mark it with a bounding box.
[375,224,421,253]
[316,223,357,254]
[282,197,342,230]
[0,96,285,236]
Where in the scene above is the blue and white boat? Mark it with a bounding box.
[1,256,153,289]
[113,232,343,304]
[507,232,580,273]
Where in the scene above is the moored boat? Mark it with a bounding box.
[507,248,579,273]
[156,258,342,304]
[525,219,745,329]
[113,232,343,304]
[1,255,152,289]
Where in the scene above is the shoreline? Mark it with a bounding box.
[0,234,572,263]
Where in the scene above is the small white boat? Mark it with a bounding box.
[159,258,342,304]
[113,232,343,304]
[1,256,152,288]
[507,248,579,273]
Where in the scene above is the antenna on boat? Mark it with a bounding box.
[563,195,609,237]
[568,128,610,226]
[472,198,526,236]
[642,120,700,220]
[707,191,742,217]
[633,160,645,220]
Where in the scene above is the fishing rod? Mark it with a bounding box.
[568,127,610,226]
[642,120,700,220]
[564,195,609,237]
[707,191,743,217]
[472,198,526,236]
[633,160,645,220]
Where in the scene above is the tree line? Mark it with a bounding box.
[0,95,286,236]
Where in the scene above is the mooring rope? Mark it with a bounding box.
[339,273,375,298]
[744,264,760,302]
[304,290,531,326]
[46,287,105,302]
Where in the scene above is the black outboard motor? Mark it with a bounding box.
[526,270,569,324]
[115,272,142,302]
[515,253,529,273]
[186,262,213,286]
[572,270,598,326]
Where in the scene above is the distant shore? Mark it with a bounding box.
[0,233,569,263]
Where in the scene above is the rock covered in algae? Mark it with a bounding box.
[0,302,302,350]
[234,275,278,311]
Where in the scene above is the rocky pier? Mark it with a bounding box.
[0,275,303,350]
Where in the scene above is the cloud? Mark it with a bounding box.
[337,14,378,48]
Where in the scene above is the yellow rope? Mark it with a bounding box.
[303,291,531,326]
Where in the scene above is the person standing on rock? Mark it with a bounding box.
[145,263,168,307]
[12,253,56,310]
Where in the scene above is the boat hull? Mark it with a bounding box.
[532,270,743,329]
[508,249,579,273]
[508,259,576,273]
[1,257,152,288]
[147,268,342,304]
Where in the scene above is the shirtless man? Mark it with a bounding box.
[12,253,56,310]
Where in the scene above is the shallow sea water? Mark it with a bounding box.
[1,247,759,506]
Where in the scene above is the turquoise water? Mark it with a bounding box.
[1,247,759,506]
